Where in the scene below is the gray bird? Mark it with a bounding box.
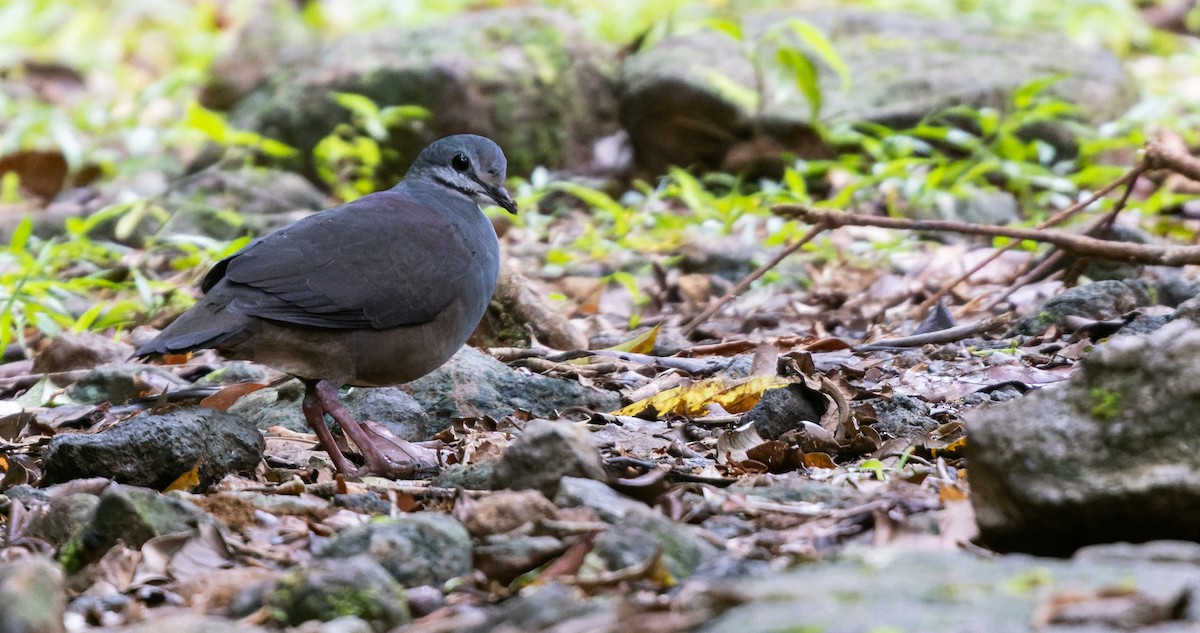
[135,134,516,476]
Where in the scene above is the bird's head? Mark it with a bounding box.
[407,134,518,214]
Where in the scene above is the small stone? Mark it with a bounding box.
[333,493,394,516]
[0,555,67,633]
[474,535,566,584]
[461,489,559,537]
[739,384,826,441]
[317,513,471,587]
[265,555,409,631]
[555,477,718,579]
[492,420,607,497]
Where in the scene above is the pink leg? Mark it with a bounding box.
[301,381,356,476]
[313,380,418,477]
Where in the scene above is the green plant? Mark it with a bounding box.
[313,93,430,201]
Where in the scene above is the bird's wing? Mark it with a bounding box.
[206,191,475,330]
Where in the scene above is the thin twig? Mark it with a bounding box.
[771,206,1200,266]
[854,313,1013,351]
[916,163,1147,313]
[683,222,829,335]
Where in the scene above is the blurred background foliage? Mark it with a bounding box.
[1,0,1198,348]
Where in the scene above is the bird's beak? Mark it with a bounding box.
[485,183,518,215]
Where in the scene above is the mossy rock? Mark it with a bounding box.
[229,7,618,182]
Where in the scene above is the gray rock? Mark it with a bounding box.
[622,8,1133,176]
[474,535,566,584]
[41,405,264,489]
[432,461,498,490]
[0,556,66,633]
[740,384,825,440]
[341,387,431,441]
[58,484,208,572]
[230,8,618,180]
[28,492,98,547]
[969,320,1200,554]
[867,394,940,440]
[555,477,719,579]
[461,489,559,537]
[198,2,316,110]
[316,616,374,633]
[698,546,1200,633]
[459,582,615,633]
[492,420,607,497]
[265,555,409,631]
[332,492,393,516]
[316,513,471,588]
[404,346,621,423]
[1008,279,1157,336]
[230,381,432,440]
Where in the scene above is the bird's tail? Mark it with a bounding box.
[132,298,250,359]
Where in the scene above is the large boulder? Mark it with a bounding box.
[968,320,1200,554]
[621,8,1134,175]
[228,8,619,180]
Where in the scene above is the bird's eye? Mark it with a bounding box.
[451,153,470,173]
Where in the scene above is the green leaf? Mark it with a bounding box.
[859,458,887,481]
[775,47,821,121]
[704,17,743,41]
[787,19,850,92]
[331,92,381,120]
[8,214,33,254]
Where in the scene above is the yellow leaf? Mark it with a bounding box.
[613,375,791,418]
[803,452,837,469]
[164,463,201,492]
[931,436,967,458]
[571,323,661,364]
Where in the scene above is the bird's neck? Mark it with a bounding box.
[392,178,478,216]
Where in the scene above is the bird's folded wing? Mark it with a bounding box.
[209,193,472,330]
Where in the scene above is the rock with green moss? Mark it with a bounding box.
[968,320,1200,554]
[621,8,1134,177]
[55,484,208,573]
[316,513,472,588]
[229,7,618,181]
[1007,279,1158,336]
[265,555,409,632]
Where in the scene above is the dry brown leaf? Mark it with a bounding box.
[200,382,268,412]
[803,452,837,469]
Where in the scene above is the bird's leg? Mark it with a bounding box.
[312,380,416,477]
[301,380,356,476]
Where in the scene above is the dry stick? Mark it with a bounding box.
[854,312,1013,351]
[682,222,829,334]
[982,163,1147,312]
[771,206,1200,266]
[915,164,1148,314]
[1145,138,1200,181]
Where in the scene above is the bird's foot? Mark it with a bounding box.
[310,380,437,478]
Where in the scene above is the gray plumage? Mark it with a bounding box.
[136,134,516,390]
